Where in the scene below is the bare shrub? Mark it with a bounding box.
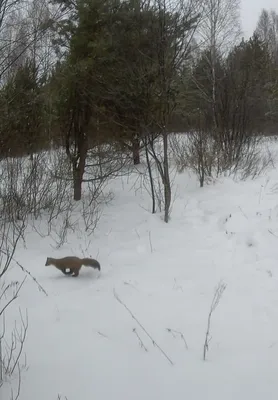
[0,219,27,397]
[230,139,275,180]
[0,140,126,255]
[48,209,77,249]
[0,149,81,248]
[0,213,48,398]
[85,143,131,182]
[81,182,113,236]
[170,132,273,185]
[0,151,71,223]
[77,143,128,234]
[0,308,28,379]
[169,133,189,172]
[170,131,216,187]
[39,143,119,245]
[0,143,119,249]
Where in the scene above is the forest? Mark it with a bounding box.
[1,0,278,399]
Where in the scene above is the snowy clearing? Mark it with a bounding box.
[3,138,278,400]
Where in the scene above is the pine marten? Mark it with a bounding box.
[45,256,101,277]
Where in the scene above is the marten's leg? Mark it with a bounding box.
[61,268,72,275]
[72,269,79,277]
[61,268,67,275]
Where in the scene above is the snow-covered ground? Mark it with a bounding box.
[3,138,278,400]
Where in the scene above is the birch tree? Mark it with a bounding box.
[197,0,241,130]
[255,9,278,63]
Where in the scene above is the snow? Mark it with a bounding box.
[3,138,278,400]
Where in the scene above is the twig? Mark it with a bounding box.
[97,331,108,339]
[13,258,48,297]
[10,363,21,400]
[0,248,48,297]
[268,229,278,239]
[166,328,188,349]
[10,308,28,375]
[133,328,148,352]
[148,230,153,253]
[0,278,26,317]
[123,281,139,291]
[203,280,226,361]
[113,289,174,365]
[238,206,248,220]
[172,278,183,292]
[259,185,263,205]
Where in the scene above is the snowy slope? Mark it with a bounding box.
[3,140,278,400]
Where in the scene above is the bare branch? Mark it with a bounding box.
[203,280,226,361]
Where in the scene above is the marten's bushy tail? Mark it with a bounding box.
[82,258,101,271]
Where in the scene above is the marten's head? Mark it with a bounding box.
[45,257,52,266]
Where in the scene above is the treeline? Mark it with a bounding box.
[1,4,278,389]
[0,0,278,208]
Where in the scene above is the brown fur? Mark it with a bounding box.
[45,256,101,277]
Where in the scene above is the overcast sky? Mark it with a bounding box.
[241,0,278,38]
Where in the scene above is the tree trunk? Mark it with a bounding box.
[132,137,140,165]
[73,170,83,201]
[72,143,87,201]
[144,138,156,214]
[163,130,171,223]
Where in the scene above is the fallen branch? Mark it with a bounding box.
[113,289,174,365]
